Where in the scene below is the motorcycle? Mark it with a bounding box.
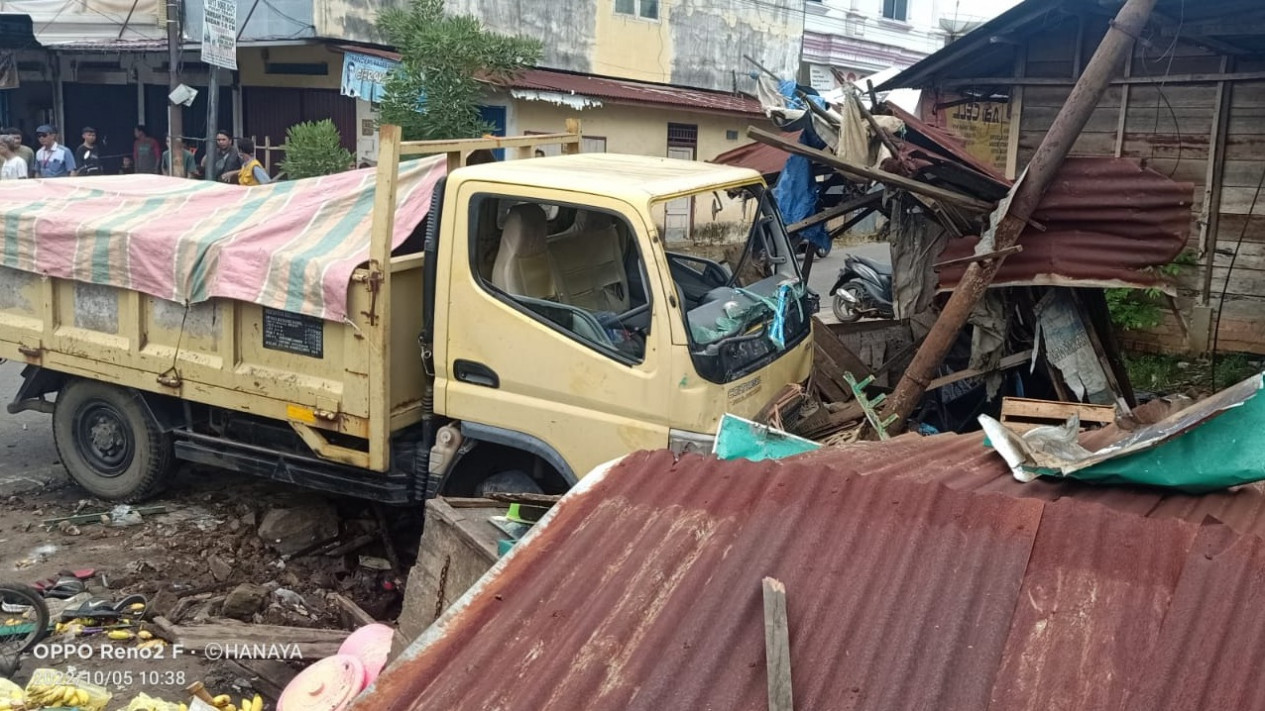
[830,253,895,322]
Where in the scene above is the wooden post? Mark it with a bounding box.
[367,124,402,472]
[563,118,581,155]
[1114,53,1133,157]
[1006,46,1026,181]
[762,578,793,711]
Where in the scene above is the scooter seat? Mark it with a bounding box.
[852,254,893,277]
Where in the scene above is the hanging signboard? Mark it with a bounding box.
[202,0,238,70]
[943,96,1011,174]
[341,51,399,104]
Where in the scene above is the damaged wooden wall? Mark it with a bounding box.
[923,8,1265,355]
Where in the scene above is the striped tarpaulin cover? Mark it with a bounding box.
[0,156,445,322]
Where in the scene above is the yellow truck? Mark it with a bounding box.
[0,125,814,503]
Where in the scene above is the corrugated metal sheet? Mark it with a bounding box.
[710,132,799,176]
[356,440,1265,711]
[934,157,1193,290]
[334,46,762,116]
[505,68,762,116]
[1122,525,1265,711]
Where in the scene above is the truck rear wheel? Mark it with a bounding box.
[53,380,175,502]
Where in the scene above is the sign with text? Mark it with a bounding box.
[202,0,238,70]
[943,98,1011,174]
[341,51,399,104]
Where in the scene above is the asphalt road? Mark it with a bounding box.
[807,241,891,324]
[0,361,68,496]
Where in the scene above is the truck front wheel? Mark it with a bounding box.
[53,380,175,502]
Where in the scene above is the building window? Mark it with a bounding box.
[882,0,908,21]
[615,0,659,20]
[582,136,607,153]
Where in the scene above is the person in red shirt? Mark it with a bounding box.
[132,125,161,174]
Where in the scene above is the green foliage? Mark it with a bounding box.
[1124,352,1260,394]
[278,120,354,180]
[1106,252,1200,331]
[376,0,542,141]
[1105,288,1165,331]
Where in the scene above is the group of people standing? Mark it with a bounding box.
[0,125,268,185]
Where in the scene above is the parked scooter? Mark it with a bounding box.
[830,253,895,322]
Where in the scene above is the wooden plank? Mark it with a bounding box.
[813,317,873,379]
[154,617,350,659]
[746,127,995,212]
[1006,46,1025,181]
[1115,53,1132,157]
[762,577,794,711]
[812,342,853,403]
[398,131,580,156]
[787,192,882,234]
[1001,397,1116,423]
[328,592,377,627]
[927,350,1033,391]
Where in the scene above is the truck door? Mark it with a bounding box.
[435,185,673,482]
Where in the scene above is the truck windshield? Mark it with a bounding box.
[659,184,815,384]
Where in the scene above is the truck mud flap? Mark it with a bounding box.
[174,433,420,505]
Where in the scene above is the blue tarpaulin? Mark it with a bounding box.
[769,79,832,251]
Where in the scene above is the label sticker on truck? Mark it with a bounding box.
[262,308,325,358]
[727,377,762,406]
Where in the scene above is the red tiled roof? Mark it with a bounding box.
[355,439,1265,711]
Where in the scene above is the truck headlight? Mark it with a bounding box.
[669,429,716,457]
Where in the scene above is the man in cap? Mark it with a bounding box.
[33,124,76,178]
[2,127,35,177]
[74,126,104,176]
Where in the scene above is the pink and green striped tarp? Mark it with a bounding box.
[0,156,446,322]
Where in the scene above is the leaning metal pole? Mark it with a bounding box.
[880,0,1161,434]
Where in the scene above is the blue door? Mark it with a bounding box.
[479,105,507,161]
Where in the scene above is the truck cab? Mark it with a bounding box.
[429,154,815,495]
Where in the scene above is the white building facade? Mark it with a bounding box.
[801,0,987,90]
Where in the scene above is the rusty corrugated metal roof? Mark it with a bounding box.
[506,68,763,116]
[710,132,799,176]
[356,442,1265,710]
[335,45,762,116]
[934,157,1194,290]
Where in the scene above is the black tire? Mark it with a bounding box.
[53,380,174,502]
[832,292,862,323]
[475,469,544,497]
[0,583,50,677]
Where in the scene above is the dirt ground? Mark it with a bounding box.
[1,466,424,710]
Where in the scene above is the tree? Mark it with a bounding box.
[377,0,542,140]
[278,120,355,179]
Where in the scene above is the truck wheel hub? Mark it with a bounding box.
[75,403,134,476]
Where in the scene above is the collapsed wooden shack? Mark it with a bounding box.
[877,0,1265,357]
[738,69,1195,438]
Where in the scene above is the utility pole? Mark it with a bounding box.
[166,0,185,177]
[879,0,1160,434]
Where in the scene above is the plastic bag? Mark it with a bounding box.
[124,692,184,711]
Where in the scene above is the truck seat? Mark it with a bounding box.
[548,210,630,313]
[492,203,557,300]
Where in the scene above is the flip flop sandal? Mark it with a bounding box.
[42,577,87,600]
[60,594,148,621]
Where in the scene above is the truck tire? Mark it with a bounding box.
[475,469,544,496]
[52,380,175,502]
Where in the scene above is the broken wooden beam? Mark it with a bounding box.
[926,350,1034,391]
[762,578,794,711]
[931,245,1024,270]
[747,126,995,212]
[787,192,883,234]
[153,616,349,660]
